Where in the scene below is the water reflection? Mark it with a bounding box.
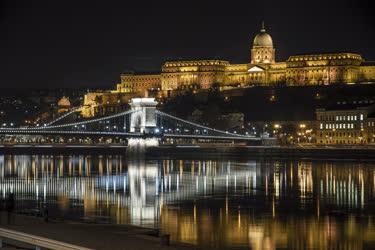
[0,155,375,249]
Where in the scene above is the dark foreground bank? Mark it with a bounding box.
[0,212,191,250]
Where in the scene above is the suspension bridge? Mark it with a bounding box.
[0,98,260,146]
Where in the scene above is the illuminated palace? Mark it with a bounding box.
[114,23,375,97]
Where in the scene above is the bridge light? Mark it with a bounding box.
[155,128,160,133]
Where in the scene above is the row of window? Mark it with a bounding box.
[320,123,358,130]
[320,114,364,121]
[290,55,361,61]
[336,114,363,121]
[319,132,362,138]
[319,140,364,144]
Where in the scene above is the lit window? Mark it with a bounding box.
[343,124,346,129]
[339,124,342,129]
[354,116,357,121]
[320,123,323,129]
[325,124,328,129]
[360,114,364,121]
[347,115,350,120]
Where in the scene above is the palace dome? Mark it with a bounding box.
[253,23,273,47]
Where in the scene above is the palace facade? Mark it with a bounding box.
[114,23,375,97]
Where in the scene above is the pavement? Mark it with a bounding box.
[0,212,194,250]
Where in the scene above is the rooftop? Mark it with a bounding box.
[287,52,363,62]
[317,101,375,111]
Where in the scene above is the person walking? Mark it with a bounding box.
[6,193,15,225]
[43,205,49,223]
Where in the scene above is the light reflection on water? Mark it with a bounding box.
[0,154,375,249]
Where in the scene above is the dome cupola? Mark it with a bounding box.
[250,22,275,64]
[253,22,273,47]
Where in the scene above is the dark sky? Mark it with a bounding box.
[0,0,374,89]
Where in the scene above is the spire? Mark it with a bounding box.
[261,21,266,32]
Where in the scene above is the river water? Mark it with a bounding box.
[0,154,374,249]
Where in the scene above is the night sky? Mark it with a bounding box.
[0,0,374,89]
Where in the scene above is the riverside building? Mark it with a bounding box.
[316,102,375,144]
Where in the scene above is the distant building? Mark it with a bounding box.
[114,23,375,97]
[218,113,245,131]
[316,101,375,144]
[57,96,71,114]
[81,91,133,118]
